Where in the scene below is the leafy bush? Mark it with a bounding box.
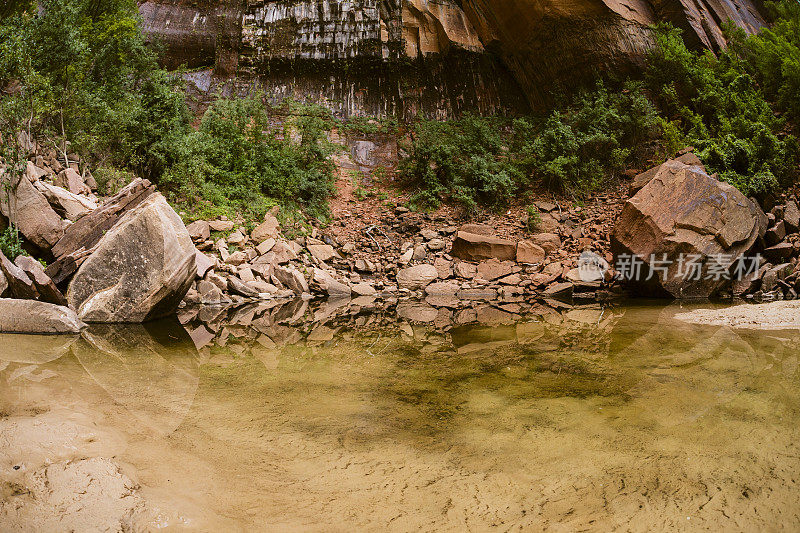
[400,84,658,208]
[93,166,135,196]
[646,22,800,196]
[525,205,542,232]
[0,0,190,179]
[513,81,658,195]
[728,0,800,123]
[0,4,337,223]
[162,96,336,223]
[0,225,26,260]
[399,114,518,212]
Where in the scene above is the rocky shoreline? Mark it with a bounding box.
[1,136,799,334]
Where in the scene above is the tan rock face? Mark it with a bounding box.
[141,0,764,116]
[311,268,350,296]
[34,181,97,221]
[0,251,39,300]
[0,171,66,252]
[451,231,517,262]
[251,215,280,244]
[397,264,439,290]
[54,168,90,195]
[14,255,67,306]
[67,193,196,323]
[462,0,764,106]
[0,298,85,333]
[476,259,515,281]
[611,161,767,299]
[516,241,546,264]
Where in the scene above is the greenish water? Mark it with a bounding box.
[1,303,799,531]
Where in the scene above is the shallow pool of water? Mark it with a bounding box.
[1,302,799,531]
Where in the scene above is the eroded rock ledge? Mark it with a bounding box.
[138,0,765,116]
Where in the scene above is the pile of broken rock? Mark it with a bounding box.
[1,144,197,333]
[182,212,620,316]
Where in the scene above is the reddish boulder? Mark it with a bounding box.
[451,231,516,262]
[612,161,766,298]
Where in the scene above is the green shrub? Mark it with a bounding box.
[727,1,800,123]
[646,22,800,196]
[93,166,135,196]
[0,0,191,180]
[0,225,25,260]
[400,83,658,209]
[162,95,336,223]
[525,205,542,232]
[514,81,659,195]
[399,114,517,212]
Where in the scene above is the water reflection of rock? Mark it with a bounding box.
[608,303,800,427]
[0,333,78,364]
[175,296,800,444]
[178,297,629,362]
[73,320,199,436]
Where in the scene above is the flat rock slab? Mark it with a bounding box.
[0,298,85,333]
[451,231,517,262]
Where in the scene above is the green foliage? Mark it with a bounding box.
[92,166,135,196]
[525,205,542,232]
[0,0,191,179]
[342,116,399,136]
[514,81,658,195]
[0,5,336,223]
[727,1,800,123]
[0,225,26,260]
[163,95,336,223]
[646,22,800,196]
[400,84,658,208]
[399,114,517,212]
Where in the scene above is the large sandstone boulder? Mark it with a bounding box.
[0,169,66,251]
[34,181,97,221]
[451,231,516,262]
[46,179,156,284]
[612,161,767,298]
[0,298,85,333]
[67,193,196,322]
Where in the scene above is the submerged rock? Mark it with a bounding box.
[67,192,196,323]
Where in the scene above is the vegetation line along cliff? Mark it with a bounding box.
[0,0,799,326]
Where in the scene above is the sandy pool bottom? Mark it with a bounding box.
[1,304,799,531]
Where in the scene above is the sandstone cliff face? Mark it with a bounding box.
[463,0,765,106]
[138,0,765,116]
